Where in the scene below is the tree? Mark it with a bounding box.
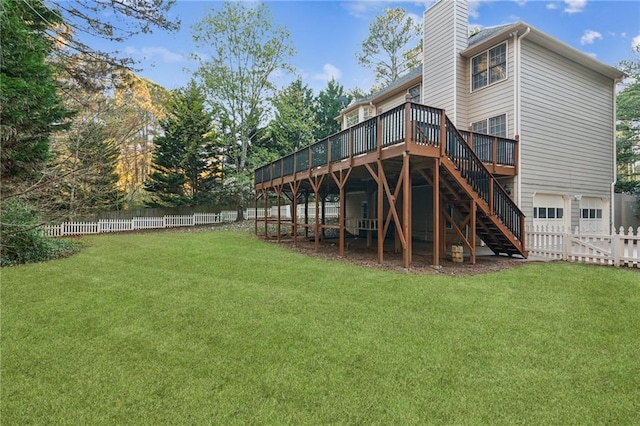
[268,78,316,156]
[356,8,421,87]
[145,83,220,207]
[0,0,73,191]
[314,79,349,140]
[192,1,295,219]
[615,58,640,194]
[48,121,123,219]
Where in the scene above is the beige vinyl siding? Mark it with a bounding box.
[378,93,409,112]
[454,3,469,127]
[467,38,515,137]
[519,38,614,226]
[423,0,466,118]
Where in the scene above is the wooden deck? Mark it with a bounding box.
[254,101,527,267]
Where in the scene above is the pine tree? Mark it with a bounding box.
[145,83,220,207]
[314,79,349,140]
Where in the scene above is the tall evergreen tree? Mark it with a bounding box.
[615,58,640,194]
[145,83,220,207]
[0,0,72,191]
[314,79,349,140]
[269,78,317,156]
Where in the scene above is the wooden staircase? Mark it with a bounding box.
[424,116,527,258]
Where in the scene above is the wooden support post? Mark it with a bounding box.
[289,181,300,246]
[304,190,309,239]
[321,195,326,241]
[254,189,258,236]
[339,184,345,256]
[264,188,269,238]
[276,185,282,242]
[402,152,411,268]
[314,187,320,250]
[433,159,440,266]
[471,200,477,264]
[377,163,384,264]
[366,188,373,248]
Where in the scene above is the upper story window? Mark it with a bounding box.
[471,43,507,91]
[408,85,421,103]
[363,106,374,120]
[471,114,507,137]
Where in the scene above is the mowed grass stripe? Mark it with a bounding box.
[2,231,639,424]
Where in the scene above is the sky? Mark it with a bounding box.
[81,0,640,94]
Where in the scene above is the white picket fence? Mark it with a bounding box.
[526,225,639,268]
[44,212,231,237]
[43,204,340,237]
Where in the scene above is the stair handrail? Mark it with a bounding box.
[443,115,525,242]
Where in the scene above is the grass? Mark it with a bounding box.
[2,231,639,424]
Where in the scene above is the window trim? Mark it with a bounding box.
[470,42,508,92]
[471,113,508,138]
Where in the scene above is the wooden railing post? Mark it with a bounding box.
[404,96,412,151]
[439,109,447,157]
[492,136,498,173]
[349,127,354,166]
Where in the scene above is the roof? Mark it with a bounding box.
[462,21,625,81]
[342,65,422,114]
[468,24,513,47]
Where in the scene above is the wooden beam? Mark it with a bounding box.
[433,159,440,266]
[402,152,411,268]
[470,200,477,264]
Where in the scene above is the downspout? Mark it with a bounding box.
[514,27,531,209]
[611,78,621,233]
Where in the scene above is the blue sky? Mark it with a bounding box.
[87,0,639,93]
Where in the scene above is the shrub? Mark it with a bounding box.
[1,199,78,266]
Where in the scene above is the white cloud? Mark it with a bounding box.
[514,0,527,6]
[141,47,184,63]
[546,3,559,10]
[632,35,640,52]
[124,46,184,63]
[312,64,343,82]
[564,0,587,14]
[468,0,482,19]
[342,1,379,18]
[586,52,598,58]
[580,30,602,45]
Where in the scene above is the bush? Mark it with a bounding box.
[1,199,79,266]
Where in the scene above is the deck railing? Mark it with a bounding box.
[254,102,517,185]
[254,102,524,242]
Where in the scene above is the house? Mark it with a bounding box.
[253,0,624,267]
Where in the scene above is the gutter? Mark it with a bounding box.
[515,27,530,209]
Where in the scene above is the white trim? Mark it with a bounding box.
[515,27,531,208]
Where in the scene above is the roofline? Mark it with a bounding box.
[339,72,422,115]
[460,22,624,81]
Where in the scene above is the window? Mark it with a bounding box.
[408,85,421,103]
[363,106,374,120]
[534,207,564,220]
[346,111,358,127]
[471,43,507,91]
[471,114,507,137]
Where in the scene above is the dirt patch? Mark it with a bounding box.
[195,220,528,276]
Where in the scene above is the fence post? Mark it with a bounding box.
[612,227,620,267]
[163,216,167,228]
[562,226,570,261]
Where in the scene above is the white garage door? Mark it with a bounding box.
[533,194,567,230]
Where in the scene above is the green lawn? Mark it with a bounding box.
[2,231,639,424]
